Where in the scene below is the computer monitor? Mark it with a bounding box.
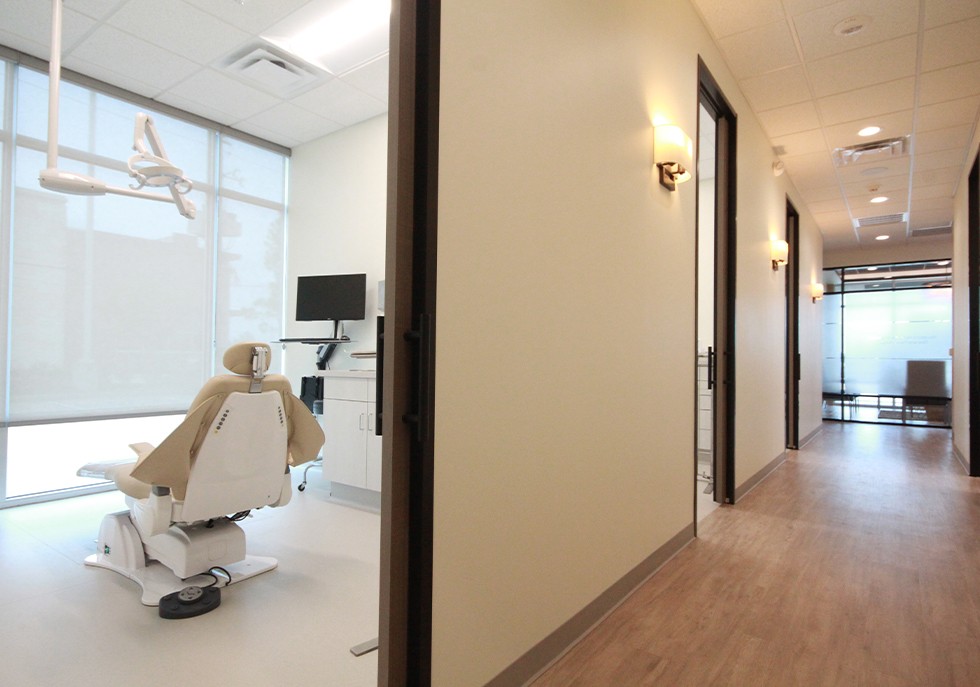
[295,273,367,323]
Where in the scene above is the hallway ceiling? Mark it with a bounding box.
[1,1,977,254]
[693,0,980,252]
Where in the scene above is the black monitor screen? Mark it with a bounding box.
[296,273,367,322]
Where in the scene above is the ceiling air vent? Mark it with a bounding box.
[855,212,906,228]
[910,225,952,238]
[225,47,320,95]
[833,136,909,167]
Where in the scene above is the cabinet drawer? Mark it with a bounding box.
[322,377,369,402]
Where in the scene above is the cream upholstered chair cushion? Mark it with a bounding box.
[114,342,323,501]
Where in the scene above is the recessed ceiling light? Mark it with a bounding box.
[858,126,881,137]
[867,266,878,271]
[875,235,890,241]
[870,196,888,203]
[936,260,950,266]
[834,15,872,37]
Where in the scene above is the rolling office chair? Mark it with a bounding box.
[78,342,324,607]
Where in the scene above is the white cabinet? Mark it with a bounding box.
[320,371,381,492]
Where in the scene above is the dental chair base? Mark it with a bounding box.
[85,511,277,606]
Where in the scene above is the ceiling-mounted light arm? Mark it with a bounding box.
[38,0,196,219]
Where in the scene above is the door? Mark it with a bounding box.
[697,59,737,506]
[785,199,801,449]
[380,0,440,683]
[970,152,979,475]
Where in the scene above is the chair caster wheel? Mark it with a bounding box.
[298,483,306,492]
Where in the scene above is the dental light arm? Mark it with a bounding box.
[37,0,196,220]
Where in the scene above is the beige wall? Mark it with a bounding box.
[952,130,979,466]
[433,1,822,684]
[284,114,388,385]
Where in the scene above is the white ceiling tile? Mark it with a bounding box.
[816,77,915,125]
[924,0,980,29]
[107,0,251,66]
[917,95,980,132]
[801,184,844,203]
[912,181,957,201]
[757,100,822,138]
[806,197,850,215]
[908,208,954,228]
[692,0,785,38]
[922,16,980,72]
[915,148,968,173]
[919,61,980,105]
[842,174,910,198]
[913,165,962,187]
[66,25,201,94]
[915,125,974,155]
[783,152,838,189]
[823,110,914,149]
[238,101,343,144]
[162,68,281,122]
[339,54,389,103]
[232,121,303,149]
[912,195,955,212]
[792,0,919,61]
[806,34,916,97]
[782,0,842,16]
[848,196,909,216]
[155,91,238,127]
[0,2,96,56]
[291,78,387,127]
[811,209,854,228]
[64,0,125,21]
[739,65,811,112]
[771,128,827,157]
[717,20,800,78]
[835,155,910,183]
[61,57,162,99]
[181,0,312,34]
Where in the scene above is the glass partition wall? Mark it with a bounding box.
[822,260,953,427]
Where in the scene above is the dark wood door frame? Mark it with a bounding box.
[785,199,801,449]
[698,58,738,504]
[969,151,979,476]
[380,0,440,683]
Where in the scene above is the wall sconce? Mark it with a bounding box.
[811,283,824,303]
[654,124,693,191]
[770,239,788,271]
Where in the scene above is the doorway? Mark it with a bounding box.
[785,200,801,449]
[695,58,738,514]
[968,152,979,475]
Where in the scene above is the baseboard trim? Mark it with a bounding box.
[734,450,787,502]
[486,523,695,687]
[954,442,969,474]
[798,423,823,449]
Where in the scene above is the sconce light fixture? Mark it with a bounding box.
[770,239,788,271]
[811,282,825,303]
[654,124,693,191]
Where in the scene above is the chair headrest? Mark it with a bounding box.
[223,342,272,376]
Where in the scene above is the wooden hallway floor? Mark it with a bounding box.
[532,422,980,686]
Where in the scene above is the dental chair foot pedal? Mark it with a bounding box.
[158,586,221,619]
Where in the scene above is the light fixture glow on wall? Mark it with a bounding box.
[654,124,693,191]
[771,239,789,271]
[811,283,825,303]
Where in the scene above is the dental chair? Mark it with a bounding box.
[79,342,324,607]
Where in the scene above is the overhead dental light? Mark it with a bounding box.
[37,0,196,219]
